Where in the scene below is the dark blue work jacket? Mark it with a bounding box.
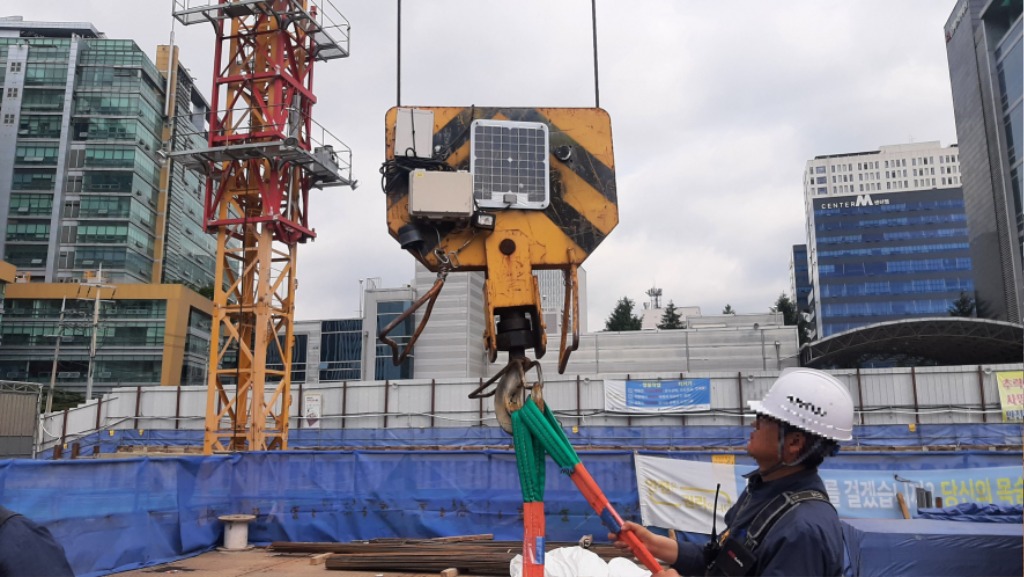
[671,468,845,577]
[0,506,75,577]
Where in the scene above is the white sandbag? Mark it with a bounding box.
[607,557,653,576]
[510,545,651,577]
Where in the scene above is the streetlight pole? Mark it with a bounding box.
[45,297,67,414]
[83,265,115,401]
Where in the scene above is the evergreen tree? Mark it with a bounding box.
[605,296,642,331]
[773,293,799,326]
[774,292,811,345]
[657,300,684,329]
[722,304,735,314]
[948,291,976,317]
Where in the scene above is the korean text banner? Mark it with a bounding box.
[635,454,737,534]
[634,455,1023,526]
[605,379,712,413]
[996,371,1024,422]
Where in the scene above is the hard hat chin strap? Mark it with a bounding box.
[761,424,830,477]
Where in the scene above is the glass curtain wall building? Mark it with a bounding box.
[804,142,973,339]
[0,18,215,291]
[945,0,1023,323]
[790,244,811,313]
[0,18,216,394]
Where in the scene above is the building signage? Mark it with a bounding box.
[945,0,969,42]
[303,393,322,429]
[605,378,711,413]
[817,194,891,210]
[996,371,1024,422]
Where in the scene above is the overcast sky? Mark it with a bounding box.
[6,1,960,329]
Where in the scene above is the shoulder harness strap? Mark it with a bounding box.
[743,489,831,551]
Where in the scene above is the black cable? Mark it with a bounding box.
[396,0,401,107]
[379,155,454,194]
[591,0,600,108]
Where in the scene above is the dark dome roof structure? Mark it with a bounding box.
[801,318,1023,368]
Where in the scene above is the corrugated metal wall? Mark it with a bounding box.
[0,383,39,457]
[36,363,1023,451]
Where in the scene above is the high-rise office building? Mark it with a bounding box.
[0,18,215,394]
[945,0,1023,323]
[804,142,974,339]
[0,17,215,289]
[790,244,810,313]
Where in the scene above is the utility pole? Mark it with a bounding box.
[45,297,67,414]
[83,266,115,401]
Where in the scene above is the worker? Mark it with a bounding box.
[0,505,75,577]
[610,368,854,576]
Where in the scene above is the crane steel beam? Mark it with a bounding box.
[172,0,350,453]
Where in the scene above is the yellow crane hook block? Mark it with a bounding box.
[382,107,617,372]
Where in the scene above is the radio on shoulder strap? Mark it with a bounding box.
[706,490,830,577]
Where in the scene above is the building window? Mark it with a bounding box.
[5,88,17,98]
[2,114,13,124]
[9,62,21,73]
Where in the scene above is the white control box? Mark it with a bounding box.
[409,169,474,220]
[395,108,434,159]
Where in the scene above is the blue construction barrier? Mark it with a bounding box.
[44,422,1024,459]
[1,448,1021,577]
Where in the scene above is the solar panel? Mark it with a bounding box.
[470,119,550,210]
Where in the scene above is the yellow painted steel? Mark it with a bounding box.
[383,107,616,365]
[202,14,299,454]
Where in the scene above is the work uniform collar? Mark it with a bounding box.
[742,466,819,490]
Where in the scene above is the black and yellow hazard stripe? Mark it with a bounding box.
[385,106,617,266]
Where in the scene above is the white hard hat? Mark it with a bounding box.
[748,368,854,441]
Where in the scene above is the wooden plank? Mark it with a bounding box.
[309,552,332,565]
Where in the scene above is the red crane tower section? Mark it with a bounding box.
[172,0,352,452]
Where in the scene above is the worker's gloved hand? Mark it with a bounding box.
[602,520,659,553]
[608,520,678,566]
[608,521,654,551]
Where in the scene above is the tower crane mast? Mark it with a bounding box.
[171,0,353,453]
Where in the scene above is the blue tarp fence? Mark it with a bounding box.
[44,423,1024,459]
[0,448,1021,577]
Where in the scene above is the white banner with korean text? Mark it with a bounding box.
[634,454,1023,526]
[635,454,738,534]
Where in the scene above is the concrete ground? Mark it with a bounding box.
[107,547,487,577]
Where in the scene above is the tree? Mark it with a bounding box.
[722,304,735,314]
[605,296,642,331]
[774,292,811,345]
[773,293,800,326]
[948,291,976,317]
[657,300,684,329]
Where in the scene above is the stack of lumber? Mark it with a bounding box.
[270,534,638,575]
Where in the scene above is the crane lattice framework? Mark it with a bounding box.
[172,0,353,452]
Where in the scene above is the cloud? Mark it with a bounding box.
[5,0,960,333]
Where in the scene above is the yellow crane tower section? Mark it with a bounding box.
[172,0,353,452]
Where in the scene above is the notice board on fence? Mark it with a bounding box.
[605,379,711,413]
[996,371,1023,422]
